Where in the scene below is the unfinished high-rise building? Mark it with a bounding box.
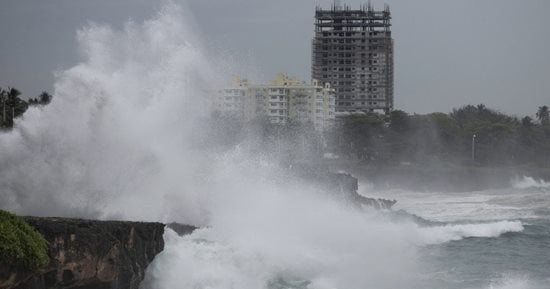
[312,2,393,114]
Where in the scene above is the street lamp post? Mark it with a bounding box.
[471,134,476,161]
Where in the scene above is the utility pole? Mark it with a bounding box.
[471,134,476,161]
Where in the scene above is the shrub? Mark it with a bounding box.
[0,210,49,271]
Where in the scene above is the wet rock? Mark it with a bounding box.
[1,217,165,289]
[288,163,396,209]
[166,222,197,236]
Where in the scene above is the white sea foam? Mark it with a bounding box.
[416,220,524,245]
[144,190,424,289]
[512,176,550,189]
[143,217,526,289]
[359,183,550,222]
[487,274,543,289]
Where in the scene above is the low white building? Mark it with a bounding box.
[216,73,335,131]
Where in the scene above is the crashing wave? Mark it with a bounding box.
[512,176,550,189]
[417,220,524,245]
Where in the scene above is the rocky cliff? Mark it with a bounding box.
[0,218,169,289]
[323,172,396,209]
[288,163,396,209]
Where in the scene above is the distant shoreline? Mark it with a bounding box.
[328,160,550,192]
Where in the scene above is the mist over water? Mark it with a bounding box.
[0,2,220,223]
[1,2,548,289]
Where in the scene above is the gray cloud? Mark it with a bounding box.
[1,0,549,116]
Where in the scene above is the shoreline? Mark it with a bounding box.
[328,160,550,192]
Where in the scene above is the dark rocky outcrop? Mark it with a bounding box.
[324,172,397,209]
[289,163,396,209]
[1,218,168,289]
[166,222,198,236]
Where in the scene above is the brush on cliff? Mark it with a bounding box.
[0,210,49,272]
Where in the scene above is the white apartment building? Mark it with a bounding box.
[216,74,335,131]
[215,77,249,118]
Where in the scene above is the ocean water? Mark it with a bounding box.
[142,177,550,289]
[0,2,548,289]
[363,177,550,289]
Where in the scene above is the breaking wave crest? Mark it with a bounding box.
[143,218,525,289]
[416,220,524,245]
[487,275,544,289]
[512,176,550,189]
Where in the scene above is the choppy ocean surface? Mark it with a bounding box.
[366,176,550,289]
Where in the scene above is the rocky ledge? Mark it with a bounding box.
[0,217,195,289]
[288,163,396,209]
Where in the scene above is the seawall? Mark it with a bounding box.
[0,217,193,289]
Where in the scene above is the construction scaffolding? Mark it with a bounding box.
[312,2,394,114]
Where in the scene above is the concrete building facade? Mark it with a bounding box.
[216,74,336,131]
[312,2,394,114]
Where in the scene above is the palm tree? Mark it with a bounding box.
[476,103,487,114]
[7,87,21,101]
[0,88,6,125]
[7,88,21,124]
[536,105,549,125]
[38,91,52,105]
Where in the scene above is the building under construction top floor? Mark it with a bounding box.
[312,2,393,115]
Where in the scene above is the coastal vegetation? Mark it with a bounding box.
[0,87,52,129]
[0,210,49,271]
[329,104,550,167]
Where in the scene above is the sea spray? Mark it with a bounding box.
[512,176,550,189]
[0,2,218,223]
[145,193,423,289]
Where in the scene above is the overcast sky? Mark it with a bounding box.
[1,0,549,116]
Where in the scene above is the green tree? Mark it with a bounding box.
[0,210,49,271]
[521,116,534,128]
[0,87,29,128]
[536,105,549,126]
[38,91,52,105]
[389,110,409,132]
[337,113,386,161]
[0,88,7,126]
